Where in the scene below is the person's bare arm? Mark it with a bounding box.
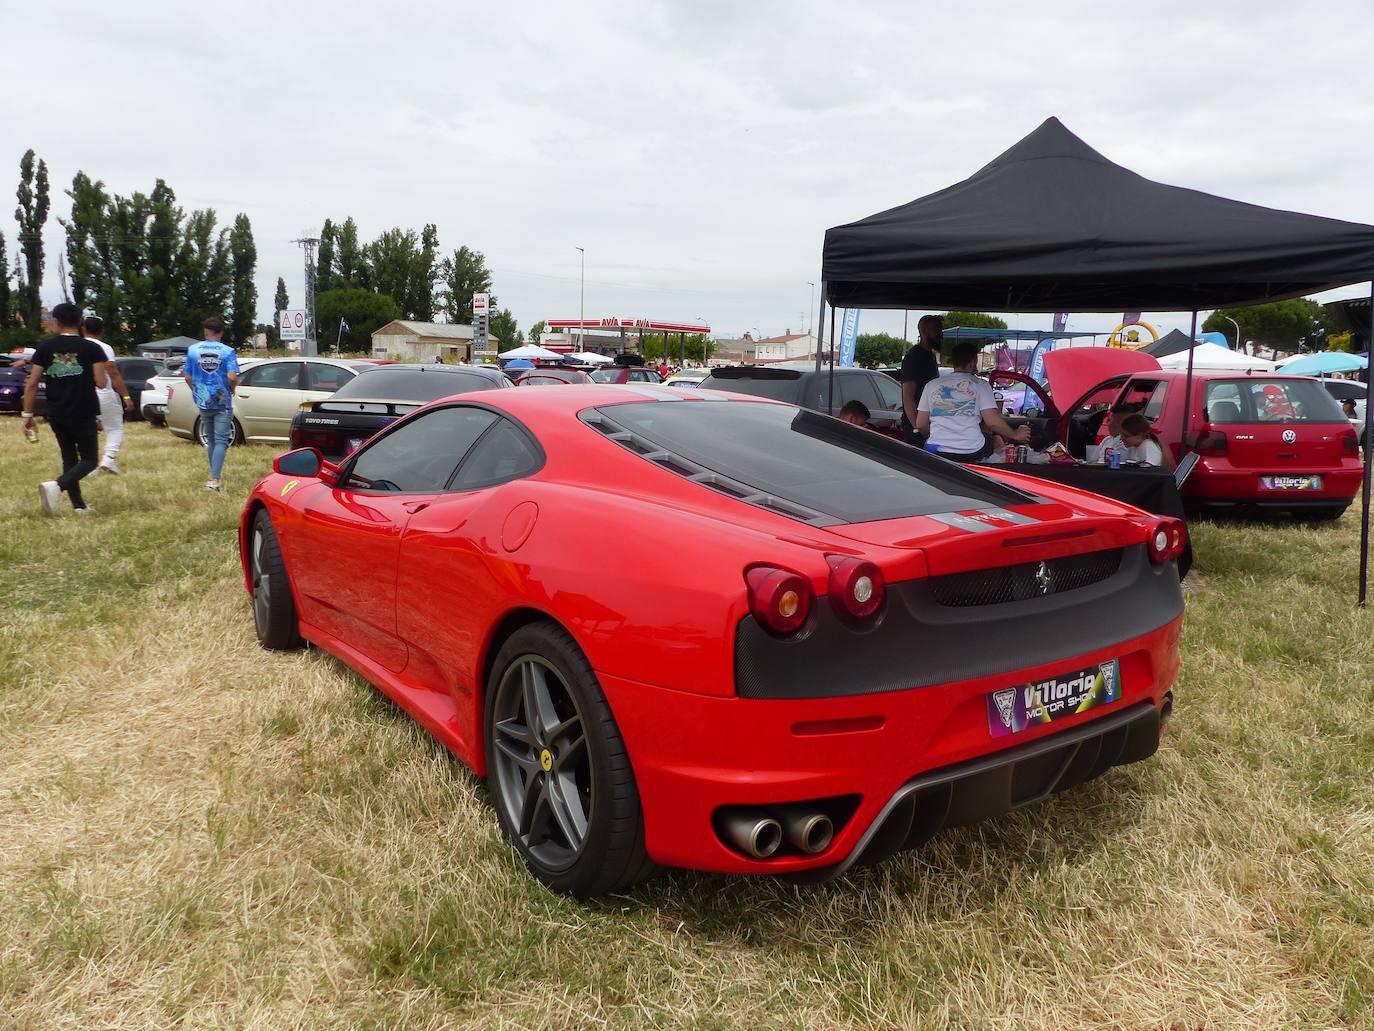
[981,408,1030,443]
[93,362,108,390]
[915,411,931,436]
[105,361,131,410]
[228,372,238,395]
[20,364,42,434]
[902,381,920,430]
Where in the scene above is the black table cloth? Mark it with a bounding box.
[1001,463,1192,577]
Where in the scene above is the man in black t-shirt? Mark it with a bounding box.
[900,313,944,439]
[21,302,109,515]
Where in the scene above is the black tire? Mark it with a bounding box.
[249,510,303,650]
[1304,505,1348,522]
[485,622,655,897]
[194,416,246,447]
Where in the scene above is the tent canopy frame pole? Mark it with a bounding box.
[1178,310,1200,457]
[813,280,828,374]
[1360,281,1374,605]
[827,307,837,416]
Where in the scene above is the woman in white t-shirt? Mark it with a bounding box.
[915,342,1030,463]
[1102,412,1171,468]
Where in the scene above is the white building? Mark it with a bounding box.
[370,320,496,362]
[753,331,818,361]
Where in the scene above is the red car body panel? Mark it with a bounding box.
[239,386,1184,875]
[1040,348,1161,411]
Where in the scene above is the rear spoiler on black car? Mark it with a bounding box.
[306,399,423,418]
[708,367,803,380]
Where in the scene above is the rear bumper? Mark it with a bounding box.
[1185,461,1362,504]
[602,614,1182,876]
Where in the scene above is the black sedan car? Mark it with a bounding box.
[289,363,512,459]
[0,354,30,413]
[697,365,907,434]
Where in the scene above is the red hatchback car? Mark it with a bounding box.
[240,386,1184,896]
[995,355,1362,518]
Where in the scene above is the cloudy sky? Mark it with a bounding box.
[4,0,1373,342]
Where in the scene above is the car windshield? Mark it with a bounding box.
[332,368,499,403]
[698,372,800,401]
[590,400,1034,523]
[589,368,621,382]
[1204,378,1348,424]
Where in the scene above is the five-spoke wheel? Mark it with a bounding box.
[249,510,302,650]
[484,622,653,896]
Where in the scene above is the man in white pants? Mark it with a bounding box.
[84,315,132,475]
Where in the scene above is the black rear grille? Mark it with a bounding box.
[929,549,1124,607]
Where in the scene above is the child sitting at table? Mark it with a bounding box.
[1102,413,1172,469]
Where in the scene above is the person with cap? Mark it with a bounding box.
[84,315,132,475]
[20,302,109,515]
[900,314,944,441]
[184,315,239,492]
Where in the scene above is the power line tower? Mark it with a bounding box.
[291,236,320,356]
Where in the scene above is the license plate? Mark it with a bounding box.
[987,660,1120,738]
[1260,475,1321,491]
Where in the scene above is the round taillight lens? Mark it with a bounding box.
[1148,518,1187,564]
[827,557,885,622]
[745,566,813,636]
[1153,529,1169,553]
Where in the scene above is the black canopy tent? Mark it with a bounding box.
[1142,329,1201,359]
[814,117,1374,603]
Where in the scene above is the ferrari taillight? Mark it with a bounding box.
[1147,518,1188,565]
[745,565,813,636]
[826,556,885,623]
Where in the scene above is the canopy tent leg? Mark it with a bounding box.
[827,307,837,415]
[813,279,828,374]
[1360,282,1374,606]
[1178,310,1200,460]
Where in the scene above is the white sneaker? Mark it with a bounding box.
[74,506,96,516]
[98,460,120,476]
[38,481,60,517]
[205,479,222,492]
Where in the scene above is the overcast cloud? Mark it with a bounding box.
[4,0,1374,341]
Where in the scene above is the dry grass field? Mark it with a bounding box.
[1,421,1372,1030]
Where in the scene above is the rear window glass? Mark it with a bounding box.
[588,400,1034,523]
[1205,379,1347,424]
[590,368,621,383]
[698,373,801,402]
[334,368,499,403]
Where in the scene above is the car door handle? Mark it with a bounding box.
[402,500,431,514]
[238,390,252,398]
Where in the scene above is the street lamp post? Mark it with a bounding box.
[1222,314,1242,353]
[575,246,585,353]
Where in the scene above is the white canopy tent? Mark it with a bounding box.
[499,344,566,362]
[1157,342,1276,372]
[567,351,614,364]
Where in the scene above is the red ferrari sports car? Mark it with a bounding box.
[240,385,1185,897]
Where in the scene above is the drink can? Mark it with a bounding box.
[1004,444,1017,463]
[1015,444,1029,464]
[1108,448,1121,469]
[24,426,38,444]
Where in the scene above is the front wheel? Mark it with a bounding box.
[485,622,654,897]
[249,510,303,650]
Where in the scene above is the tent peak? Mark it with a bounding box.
[978,116,1116,174]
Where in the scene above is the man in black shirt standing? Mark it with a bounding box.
[900,313,944,439]
[20,302,109,516]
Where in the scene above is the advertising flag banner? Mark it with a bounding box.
[1027,337,1056,385]
[1122,312,1142,326]
[838,308,861,367]
[1052,312,1068,333]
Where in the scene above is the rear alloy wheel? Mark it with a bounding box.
[194,416,246,447]
[485,622,653,897]
[249,510,302,650]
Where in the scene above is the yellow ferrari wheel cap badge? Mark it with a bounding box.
[539,748,553,772]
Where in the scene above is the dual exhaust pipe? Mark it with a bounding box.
[720,804,834,859]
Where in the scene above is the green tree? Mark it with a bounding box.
[527,319,547,347]
[942,310,1007,353]
[60,171,127,347]
[274,277,289,322]
[854,332,905,368]
[316,218,336,294]
[334,217,367,287]
[314,288,401,352]
[1202,299,1324,355]
[14,149,50,329]
[438,245,493,323]
[229,214,257,346]
[146,180,182,336]
[0,233,9,326]
[367,227,432,319]
[169,209,232,336]
[490,308,520,350]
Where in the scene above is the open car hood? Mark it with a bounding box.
[1042,349,1160,412]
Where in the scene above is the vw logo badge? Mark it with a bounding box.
[1282,428,1297,444]
[1034,561,1053,595]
